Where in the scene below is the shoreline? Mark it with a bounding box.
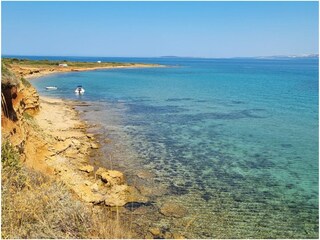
[26,64,165,80]
[2,60,185,239]
[34,94,148,205]
[3,58,165,81]
[32,85,185,239]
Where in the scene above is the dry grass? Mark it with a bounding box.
[1,140,133,239]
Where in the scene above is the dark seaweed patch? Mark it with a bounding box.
[166,98,193,102]
[126,103,186,114]
[201,192,213,201]
[281,143,293,148]
[231,100,246,104]
[124,201,153,211]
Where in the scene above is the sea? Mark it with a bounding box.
[21,56,319,238]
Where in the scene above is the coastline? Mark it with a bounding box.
[2,59,185,239]
[8,61,165,81]
[8,59,153,206]
[33,94,149,205]
[2,58,155,202]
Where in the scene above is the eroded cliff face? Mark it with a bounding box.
[1,63,41,164]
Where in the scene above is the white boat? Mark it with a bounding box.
[45,86,57,90]
[75,85,85,94]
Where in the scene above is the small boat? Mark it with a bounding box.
[75,85,85,94]
[45,86,57,90]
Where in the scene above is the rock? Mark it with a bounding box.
[65,149,81,159]
[96,167,125,186]
[149,227,161,236]
[104,185,128,206]
[172,233,184,239]
[164,231,173,239]
[95,167,108,176]
[137,170,154,179]
[84,180,92,186]
[76,184,104,204]
[53,140,72,155]
[78,165,94,173]
[86,133,95,139]
[125,185,149,203]
[104,185,149,207]
[91,183,99,192]
[103,170,125,185]
[145,232,154,239]
[71,139,81,149]
[160,202,188,218]
[91,142,99,149]
[136,184,168,197]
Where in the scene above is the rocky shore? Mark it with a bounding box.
[2,59,187,239]
[34,96,149,207]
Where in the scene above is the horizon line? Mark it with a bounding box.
[2,53,319,59]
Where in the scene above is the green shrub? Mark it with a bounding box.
[23,112,33,120]
[21,77,31,87]
[1,140,20,170]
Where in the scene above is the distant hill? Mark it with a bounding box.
[255,54,319,59]
[160,56,182,58]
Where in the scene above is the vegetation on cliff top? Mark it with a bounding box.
[1,62,20,85]
[2,57,155,68]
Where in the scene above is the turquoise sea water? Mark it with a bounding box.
[32,57,318,238]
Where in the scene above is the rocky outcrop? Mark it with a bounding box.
[1,63,39,125]
[1,83,18,121]
[78,165,94,173]
[96,167,125,186]
[18,85,40,115]
[1,63,41,168]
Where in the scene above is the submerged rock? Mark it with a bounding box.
[136,184,168,197]
[160,202,188,218]
[137,170,155,179]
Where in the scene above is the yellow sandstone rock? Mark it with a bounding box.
[78,165,94,173]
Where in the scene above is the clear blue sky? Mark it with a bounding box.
[2,1,319,58]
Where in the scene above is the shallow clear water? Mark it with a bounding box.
[33,57,318,238]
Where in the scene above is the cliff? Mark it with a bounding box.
[1,63,134,238]
[1,63,40,161]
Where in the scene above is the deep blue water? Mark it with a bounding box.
[31,57,318,238]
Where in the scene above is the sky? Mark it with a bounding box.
[1,1,319,58]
